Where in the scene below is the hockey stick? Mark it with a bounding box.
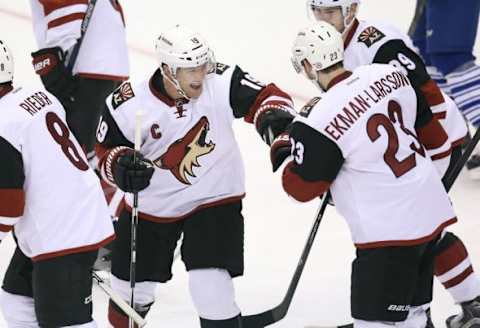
[444,127,480,191]
[66,0,97,73]
[242,193,331,328]
[407,0,427,37]
[92,271,147,327]
[308,131,480,328]
[129,110,143,328]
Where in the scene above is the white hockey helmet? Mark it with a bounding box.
[0,40,14,84]
[307,0,360,32]
[291,21,344,76]
[154,25,214,98]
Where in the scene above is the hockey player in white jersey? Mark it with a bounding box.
[272,21,458,328]
[95,25,296,327]
[0,40,114,327]
[307,1,480,326]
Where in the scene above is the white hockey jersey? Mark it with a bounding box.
[342,19,468,175]
[284,64,457,248]
[97,64,294,221]
[30,0,129,80]
[0,86,114,260]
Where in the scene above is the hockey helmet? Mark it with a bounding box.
[291,21,344,75]
[308,0,360,18]
[155,25,214,73]
[0,40,14,83]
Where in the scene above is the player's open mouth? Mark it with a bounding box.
[190,83,202,90]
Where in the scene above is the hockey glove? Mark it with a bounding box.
[113,149,154,193]
[270,132,292,172]
[31,47,76,102]
[255,105,296,146]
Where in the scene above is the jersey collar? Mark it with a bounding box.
[344,18,359,50]
[149,69,179,107]
[326,71,353,90]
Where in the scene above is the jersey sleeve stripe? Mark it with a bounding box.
[40,0,88,16]
[0,224,13,233]
[420,79,445,107]
[282,162,330,202]
[0,189,25,217]
[416,118,448,150]
[0,216,20,226]
[47,12,86,29]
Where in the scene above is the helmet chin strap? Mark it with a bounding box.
[160,65,191,100]
[341,5,356,36]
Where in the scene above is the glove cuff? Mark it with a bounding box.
[103,146,131,185]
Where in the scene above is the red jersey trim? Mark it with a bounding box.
[355,217,457,249]
[326,71,353,90]
[420,79,445,107]
[452,135,467,148]
[344,19,359,49]
[431,148,453,161]
[76,73,129,81]
[416,118,448,150]
[0,85,13,98]
[435,239,468,275]
[40,0,88,16]
[432,111,446,121]
[443,266,474,289]
[282,162,331,202]
[47,12,85,29]
[32,234,116,261]
[122,194,246,223]
[149,76,175,107]
[0,189,25,217]
[0,224,13,233]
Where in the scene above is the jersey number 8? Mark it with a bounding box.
[46,112,89,171]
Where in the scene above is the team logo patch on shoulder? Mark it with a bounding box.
[300,97,321,117]
[358,26,386,47]
[213,63,230,75]
[112,82,135,109]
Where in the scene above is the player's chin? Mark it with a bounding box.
[187,85,203,99]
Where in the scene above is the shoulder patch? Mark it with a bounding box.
[358,26,386,47]
[214,63,230,75]
[300,97,321,117]
[111,82,135,110]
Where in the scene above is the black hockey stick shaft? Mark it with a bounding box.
[242,193,331,327]
[66,0,97,73]
[408,0,427,37]
[444,127,480,191]
[314,131,480,328]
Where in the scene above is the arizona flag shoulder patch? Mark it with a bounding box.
[111,82,135,110]
[358,26,386,47]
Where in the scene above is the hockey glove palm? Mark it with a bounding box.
[31,47,76,102]
[270,132,292,172]
[114,150,154,193]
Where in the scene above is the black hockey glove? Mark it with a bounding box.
[31,47,76,102]
[255,105,296,146]
[113,150,154,193]
[270,132,292,172]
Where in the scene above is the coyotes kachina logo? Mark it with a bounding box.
[153,116,215,184]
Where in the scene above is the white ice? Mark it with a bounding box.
[0,1,479,327]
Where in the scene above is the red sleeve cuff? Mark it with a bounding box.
[282,162,331,202]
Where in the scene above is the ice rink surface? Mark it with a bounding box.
[0,0,479,327]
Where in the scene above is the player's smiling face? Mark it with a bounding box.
[176,63,209,99]
[311,6,345,33]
